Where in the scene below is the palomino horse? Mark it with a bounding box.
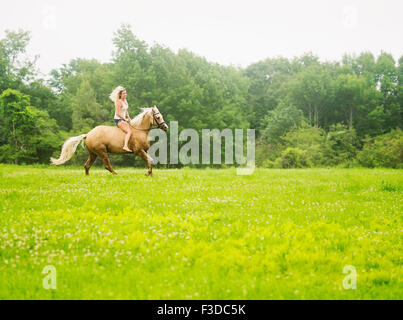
[50,106,168,176]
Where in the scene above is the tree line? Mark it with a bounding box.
[0,25,402,168]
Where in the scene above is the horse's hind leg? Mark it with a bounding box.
[98,150,117,175]
[84,152,97,175]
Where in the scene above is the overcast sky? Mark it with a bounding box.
[1,0,402,76]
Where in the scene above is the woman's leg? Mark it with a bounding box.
[117,121,132,152]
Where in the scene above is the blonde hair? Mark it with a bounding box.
[109,86,126,104]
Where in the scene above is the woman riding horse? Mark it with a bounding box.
[50,87,168,176]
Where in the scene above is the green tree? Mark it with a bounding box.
[49,58,115,131]
[356,129,403,168]
[375,52,401,131]
[323,123,359,166]
[261,100,305,144]
[333,74,367,130]
[267,125,326,168]
[111,24,153,106]
[288,65,331,128]
[0,29,37,92]
[244,57,293,130]
[71,80,110,133]
[398,55,403,127]
[0,89,59,163]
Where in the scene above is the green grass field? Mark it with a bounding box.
[0,164,402,299]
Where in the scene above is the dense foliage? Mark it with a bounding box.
[0,25,402,167]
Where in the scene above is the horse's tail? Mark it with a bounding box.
[50,134,88,165]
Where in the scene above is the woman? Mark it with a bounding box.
[109,86,132,152]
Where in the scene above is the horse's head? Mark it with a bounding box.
[151,105,168,131]
[130,106,168,131]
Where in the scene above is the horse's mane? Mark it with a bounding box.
[130,108,152,127]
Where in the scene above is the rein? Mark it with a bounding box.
[131,127,151,132]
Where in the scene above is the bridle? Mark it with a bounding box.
[152,111,167,129]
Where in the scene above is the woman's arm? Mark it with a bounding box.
[126,110,131,121]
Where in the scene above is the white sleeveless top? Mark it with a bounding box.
[114,100,129,120]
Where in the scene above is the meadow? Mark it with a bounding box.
[0,164,402,299]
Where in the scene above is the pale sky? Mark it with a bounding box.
[1,0,402,76]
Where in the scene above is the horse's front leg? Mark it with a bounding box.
[139,149,153,176]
